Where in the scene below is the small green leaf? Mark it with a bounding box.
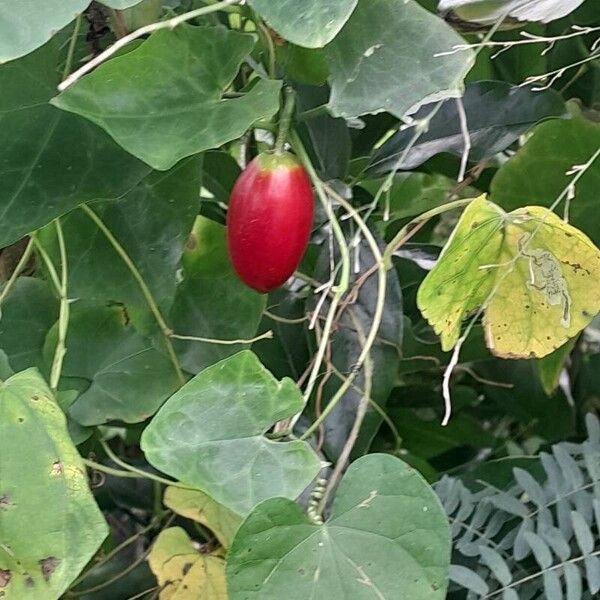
[227,454,451,600]
[170,216,265,374]
[571,511,594,555]
[449,565,489,595]
[0,278,58,372]
[142,351,321,516]
[0,369,108,598]
[537,339,576,396]
[249,0,357,48]
[524,531,553,569]
[46,306,180,426]
[479,547,512,586]
[52,26,282,170]
[326,0,474,119]
[564,563,583,600]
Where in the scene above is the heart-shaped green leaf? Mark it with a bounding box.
[46,306,181,425]
[326,0,474,119]
[52,26,282,170]
[141,350,321,516]
[226,454,451,599]
[248,0,358,48]
[0,369,108,599]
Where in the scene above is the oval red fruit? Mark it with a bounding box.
[227,152,314,293]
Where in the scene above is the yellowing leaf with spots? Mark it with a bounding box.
[148,527,227,600]
[417,196,600,358]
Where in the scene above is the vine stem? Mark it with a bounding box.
[274,87,296,155]
[300,183,387,441]
[50,220,69,392]
[170,330,273,345]
[69,516,160,589]
[317,310,373,514]
[81,204,185,385]
[290,131,351,409]
[58,0,242,91]
[0,238,34,306]
[63,14,83,79]
[89,439,196,491]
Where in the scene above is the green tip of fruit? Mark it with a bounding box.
[256,151,301,173]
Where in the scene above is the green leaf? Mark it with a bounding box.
[100,0,147,8]
[164,486,242,549]
[170,216,266,374]
[449,565,489,595]
[202,151,241,204]
[296,84,351,181]
[148,527,227,600]
[248,0,358,48]
[417,196,600,358]
[52,26,282,170]
[226,454,451,600]
[491,112,600,245]
[536,338,576,396]
[46,306,180,426]
[141,350,321,516]
[326,0,474,119]
[360,172,474,222]
[367,81,566,176]
[0,41,150,249]
[0,277,58,372]
[0,369,108,598]
[38,159,200,332]
[0,1,88,63]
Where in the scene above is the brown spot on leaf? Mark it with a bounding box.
[24,574,34,588]
[39,557,60,582]
[51,461,63,476]
[182,563,192,576]
[0,496,11,510]
[0,569,11,588]
[31,396,39,401]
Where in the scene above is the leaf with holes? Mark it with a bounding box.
[141,350,321,516]
[227,454,450,600]
[0,369,107,599]
[417,195,600,358]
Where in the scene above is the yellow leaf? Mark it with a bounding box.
[148,527,227,600]
[417,196,600,358]
[164,486,241,549]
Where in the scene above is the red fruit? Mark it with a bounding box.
[227,152,314,293]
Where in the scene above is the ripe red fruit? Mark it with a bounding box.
[227,152,314,293]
